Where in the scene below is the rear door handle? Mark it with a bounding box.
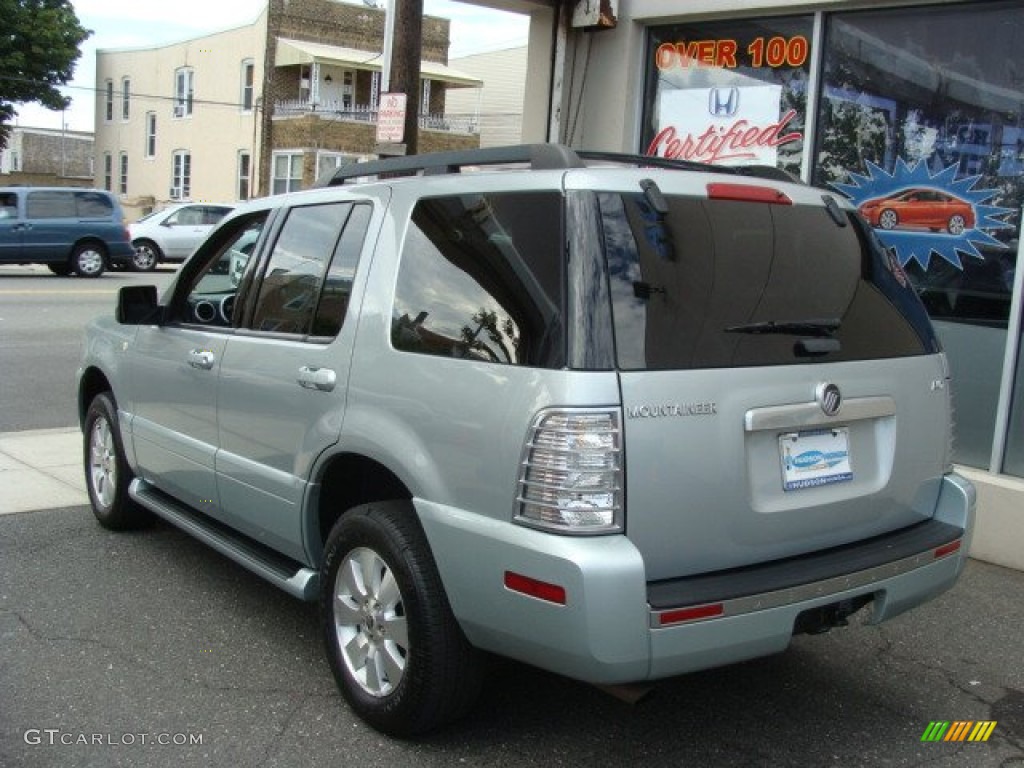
[297,366,336,392]
[187,349,216,370]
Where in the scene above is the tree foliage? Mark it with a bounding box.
[0,0,91,148]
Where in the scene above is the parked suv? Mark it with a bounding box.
[78,145,975,736]
[0,186,133,276]
[128,202,234,271]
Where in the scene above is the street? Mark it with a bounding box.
[1,506,1023,767]
[2,264,1024,767]
[0,265,176,432]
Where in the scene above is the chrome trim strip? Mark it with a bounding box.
[744,395,895,432]
[650,539,960,628]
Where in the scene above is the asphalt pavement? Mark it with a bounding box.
[2,427,1024,766]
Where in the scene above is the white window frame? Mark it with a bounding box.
[145,112,157,158]
[237,150,251,201]
[121,77,131,121]
[421,79,431,116]
[171,150,191,199]
[241,59,255,112]
[103,152,112,190]
[104,80,114,122]
[271,151,303,195]
[118,152,128,194]
[174,68,194,118]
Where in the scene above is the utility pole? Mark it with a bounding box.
[388,0,422,155]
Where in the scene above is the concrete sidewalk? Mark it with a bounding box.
[0,428,86,515]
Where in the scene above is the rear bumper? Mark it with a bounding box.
[418,472,975,685]
[107,242,135,267]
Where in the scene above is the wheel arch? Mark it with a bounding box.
[78,366,113,429]
[310,452,413,562]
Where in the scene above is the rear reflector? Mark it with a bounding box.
[707,182,792,205]
[504,571,567,605]
[658,603,724,626]
[933,540,962,559]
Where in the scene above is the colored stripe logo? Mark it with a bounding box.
[921,721,997,742]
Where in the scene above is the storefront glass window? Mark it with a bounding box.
[642,17,814,176]
[1006,334,1024,478]
[815,1,1024,470]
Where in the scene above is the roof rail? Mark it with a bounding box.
[316,143,805,187]
[318,144,585,186]
[576,150,805,184]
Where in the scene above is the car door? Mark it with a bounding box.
[0,191,23,262]
[214,197,377,561]
[162,205,210,260]
[128,212,270,512]
[21,190,76,262]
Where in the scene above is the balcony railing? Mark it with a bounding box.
[274,99,478,134]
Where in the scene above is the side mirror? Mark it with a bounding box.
[116,285,162,325]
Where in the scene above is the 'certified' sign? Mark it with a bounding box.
[376,93,407,144]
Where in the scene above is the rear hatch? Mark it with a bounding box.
[572,170,949,581]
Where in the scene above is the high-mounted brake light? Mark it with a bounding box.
[707,182,792,205]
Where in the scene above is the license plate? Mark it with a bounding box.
[779,428,853,491]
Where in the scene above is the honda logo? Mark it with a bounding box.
[708,87,740,118]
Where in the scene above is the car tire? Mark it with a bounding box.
[73,242,107,278]
[878,209,899,230]
[948,214,967,235]
[84,392,150,530]
[47,263,71,276]
[321,501,483,737]
[132,241,161,272]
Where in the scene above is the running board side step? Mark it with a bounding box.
[129,478,319,601]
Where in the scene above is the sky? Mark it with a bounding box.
[14,0,531,133]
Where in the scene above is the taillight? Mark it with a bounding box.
[516,409,623,534]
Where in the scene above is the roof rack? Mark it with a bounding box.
[318,144,585,186]
[317,143,804,186]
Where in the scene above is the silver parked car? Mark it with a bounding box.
[128,202,233,271]
[79,145,975,737]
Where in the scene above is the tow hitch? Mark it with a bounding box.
[794,595,873,635]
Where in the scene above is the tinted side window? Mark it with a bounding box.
[250,202,355,336]
[0,191,17,218]
[391,192,564,368]
[26,191,75,219]
[600,192,935,370]
[75,191,114,217]
[179,212,268,326]
[310,204,371,337]
[202,206,232,225]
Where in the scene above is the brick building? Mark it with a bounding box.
[93,0,481,213]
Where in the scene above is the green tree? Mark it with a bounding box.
[0,0,91,148]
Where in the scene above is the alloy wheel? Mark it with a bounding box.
[333,546,409,697]
[88,416,117,510]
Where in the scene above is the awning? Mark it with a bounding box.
[275,38,482,88]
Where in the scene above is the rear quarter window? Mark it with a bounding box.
[391,192,565,368]
[600,191,937,370]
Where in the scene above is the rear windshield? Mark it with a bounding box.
[597,192,938,370]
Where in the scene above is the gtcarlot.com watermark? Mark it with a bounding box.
[24,729,203,747]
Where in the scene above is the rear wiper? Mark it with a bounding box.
[724,318,841,336]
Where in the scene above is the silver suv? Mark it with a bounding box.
[78,145,975,736]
